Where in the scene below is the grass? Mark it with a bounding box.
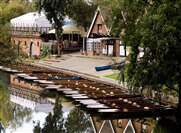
[103,73,120,80]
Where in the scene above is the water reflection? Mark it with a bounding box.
[0,81,34,132]
[7,105,32,132]
[33,97,93,133]
[0,81,12,128]
[65,108,93,133]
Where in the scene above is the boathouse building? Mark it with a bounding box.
[85,8,120,57]
[10,12,52,57]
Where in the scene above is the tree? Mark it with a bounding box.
[0,81,32,130]
[42,97,64,133]
[115,0,181,128]
[33,97,65,133]
[111,0,150,36]
[38,0,72,56]
[0,0,36,64]
[65,108,93,133]
[33,97,94,133]
[68,0,96,32]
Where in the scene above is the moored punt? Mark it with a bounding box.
[87,104,109,109]
[72,96,90,99]
[98,109,120,113]
[66,94,87,97]
[57,88,73,91]
[9,69,21,73]
[16,73,29,77]
[76,99,100,105]
[0,67,21,73]
[24,76,38,80]
[45,85,62,89]
[33,80,54,84]
[66,94,89,99]
[63,90,80,95]
[79,102,106,108]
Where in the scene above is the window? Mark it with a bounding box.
[37,42,40,47]
[117,120,122,128]
[98,24,102,33]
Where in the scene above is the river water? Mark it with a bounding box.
[0,71,176,133]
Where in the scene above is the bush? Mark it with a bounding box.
[41,45,50,58]
[0,42,18,65]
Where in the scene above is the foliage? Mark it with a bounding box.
[38,0,72,55]
[33,97,93,133]
[65,108,93,133]
[113,0,181,125]
[111,0,150,37]
[9,105,32,131]
[41,45,50,58]
[120,0,181,93]
[0,0,31,44]
[42,97,64,133]
[0,0,36,64]
[0,42,18,65]
[33,122,41,133]
[104,73,120,81]
[0,80,32,130]
[153,118,177,133]
[68,0,97,31]
[34,97,65,133]
[0,81,12,127]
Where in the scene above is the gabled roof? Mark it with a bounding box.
[87,7,110,38]
[123,120,136,133]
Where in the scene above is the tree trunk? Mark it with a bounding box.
[57,41,60,56]
[176,85,181,130]
[55,28,63,57]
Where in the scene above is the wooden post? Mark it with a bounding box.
[18,41,20,57]
[124,42,127,57]
[83,37,85,54]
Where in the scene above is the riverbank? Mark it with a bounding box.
[33,53,125,88]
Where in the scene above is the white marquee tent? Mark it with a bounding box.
[10,12,52,28]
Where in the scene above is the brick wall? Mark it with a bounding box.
[11,36,42,57]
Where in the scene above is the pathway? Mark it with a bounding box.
[34,53,125,86]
